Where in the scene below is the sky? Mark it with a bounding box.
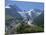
[5,0,44,11]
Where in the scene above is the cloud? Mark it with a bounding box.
[5,6,11,8]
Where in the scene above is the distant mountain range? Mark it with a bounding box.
[5,1,44,34]
[5,2,44,33]
[5,4,44,26]
[5,4,43,20]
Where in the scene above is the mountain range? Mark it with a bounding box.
[5,4,44,34]
[5,5,43,24]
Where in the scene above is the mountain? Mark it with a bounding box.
[5,4,23,33]
[31,9,42,18]
[5,1,44,34]
[5,5,43,24]
[18,9,43,21]
[5,4,22,19]
[33,11,44,28]
[5,4,44,33]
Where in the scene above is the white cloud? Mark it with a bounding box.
[5,6,10,8]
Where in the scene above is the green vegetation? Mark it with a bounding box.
[5,15,14,26]
[5,32,8,35]
[15,23,44,34]
[33,12,44,28]
[5,13,44,34]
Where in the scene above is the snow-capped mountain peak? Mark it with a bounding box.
[18,9,42,19]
